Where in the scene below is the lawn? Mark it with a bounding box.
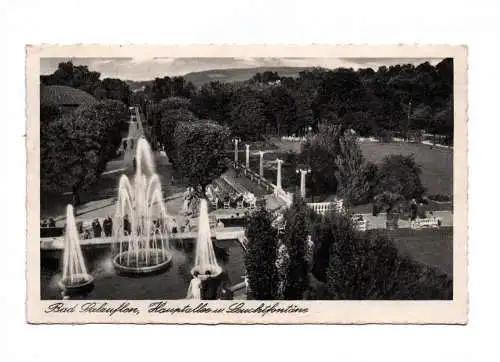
[387,227,453,276]
[265,139,454,200]
[359,142,453,197]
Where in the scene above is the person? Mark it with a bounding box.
[92,218,102,238]
[409,198,418,228]
[216,219,225,229]
[186,274,202,299]
[83,229,91,239]
[102,217,110,237]
[41,219,48,228]
[184,218,191,232]
[171,218,178,233]
[108,217,113,236]
[48,218,56,228]
[123,214,131,235]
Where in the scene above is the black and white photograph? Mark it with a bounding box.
[27,45,467,324]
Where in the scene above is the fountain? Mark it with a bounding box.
[58,204,94,293]
[190,199,222,278]
[112,137,173,274]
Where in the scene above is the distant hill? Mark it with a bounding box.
[124,66,314,91]
[183,66,313,86]
[124,80,152,92]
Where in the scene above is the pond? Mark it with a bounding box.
[40,239,245,300]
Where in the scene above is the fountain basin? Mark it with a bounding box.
[190,265,223,279]
[113,250,173,274]
[58,273,94,294]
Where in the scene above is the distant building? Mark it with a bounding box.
[40,85,97,114]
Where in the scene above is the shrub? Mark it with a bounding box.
[375,154,426,201]
[245,209,279,299]
[310,213,453,300]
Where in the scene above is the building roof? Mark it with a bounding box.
[41,85,97,107]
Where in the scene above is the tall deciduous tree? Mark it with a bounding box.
[230,88,267,141]
[174,121,230,193]
[101,78,131,106]
[245,209,279,299]
[73,99,129,174]
[154,97,198,161]
[40,61,102,97]
[335,130,372,206]
[41,100,128,208]
[299,123,343,198]
[282,195,309,300]
[374,154,425,201]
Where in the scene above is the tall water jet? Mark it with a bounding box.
[58,204,94,293]
[191,199,222,277]
[112,137,173,274]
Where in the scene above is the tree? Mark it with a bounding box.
[174,121,231,193]
[374,154,425,201]
[160,107,199,163]
[41,100,128,208]
[230,89,267,141]
[101,78,131,105]
[191,81,233,122]
[310,210,357,282]
[312,213,452,300]
[245,209,279,299]
[73,100,129,174]
[41,61,102,97]
[40,100,61,124]
[299,123,342,198]
[335,130,372,206]
[282,195,309,300]
[326,231,405,299]
[261,86,298,136]
[41,113,101,208]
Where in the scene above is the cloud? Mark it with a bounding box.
[40,56,447,81]
[340,57,444,67]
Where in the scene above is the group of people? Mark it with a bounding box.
[81,217,114,239]
[168,216,192,234]
[409,198,441,228]
[186,271,234,300]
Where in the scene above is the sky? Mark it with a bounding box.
[40,57,444,81]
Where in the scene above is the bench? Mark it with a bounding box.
[415,218,440,228]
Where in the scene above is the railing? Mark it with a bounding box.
[281,136,306,142]
[415,217,440,228]
[307,200,344,215]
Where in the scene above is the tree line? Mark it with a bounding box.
[135,58,453,143]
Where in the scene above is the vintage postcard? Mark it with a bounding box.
[26,45,467,324]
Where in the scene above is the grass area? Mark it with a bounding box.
[265,138,453,203]
[386,227,453,276]
[359,142,453,196]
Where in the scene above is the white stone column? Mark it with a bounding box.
[276,159,283,190]
[245,144,250,169]
[297,169,311,198]
[258,151,264,177]
[233,138,239,164]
